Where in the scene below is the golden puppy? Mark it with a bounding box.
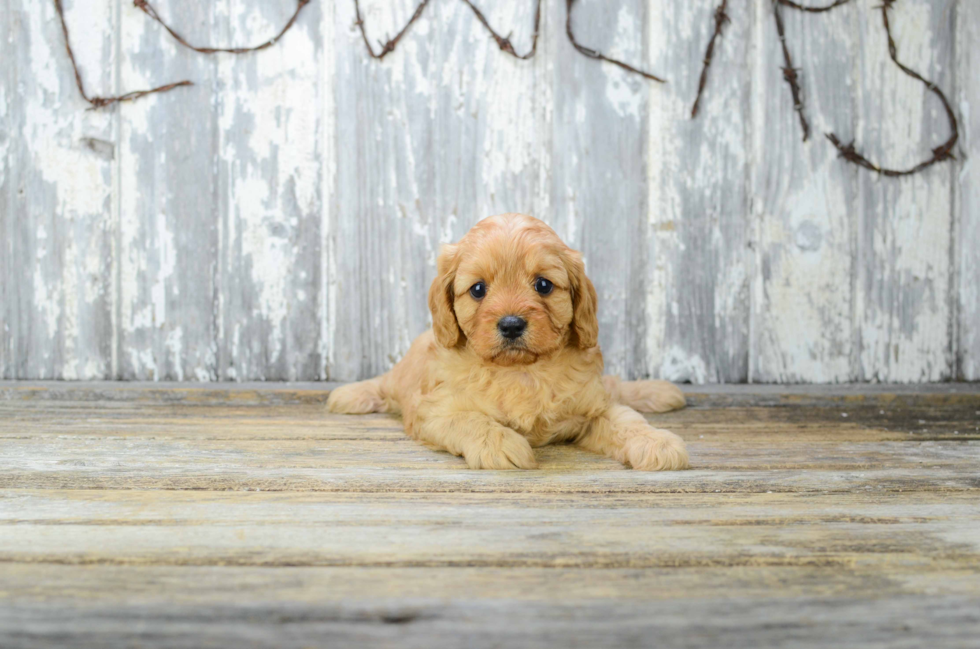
[327,213,689,470]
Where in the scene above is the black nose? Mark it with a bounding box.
[498,315,527,340]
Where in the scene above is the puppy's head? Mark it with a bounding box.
[428,213,598,365]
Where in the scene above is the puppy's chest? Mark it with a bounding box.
[480,370,596,442]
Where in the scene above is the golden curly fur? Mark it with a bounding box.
[327,214,689,470]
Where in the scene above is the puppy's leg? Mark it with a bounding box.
[415,411,537,470]
[327,378,386,414]
[578,403,689,470]
[602,376,686,414]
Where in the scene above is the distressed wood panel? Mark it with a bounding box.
[551,0,649,379]
[0,0,976,383]
[853,0,956,382]
[958,0,980,380]
[0,0,10,374]
[647,0,752,383]
[213,0,326,381]
[2,489,980,565]
[1,0,116,380]
[3,593,978,649]
[751,0,859,382]
[117,0,220,380]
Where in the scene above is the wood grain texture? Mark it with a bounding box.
[0,383,979,647]
[958,0,979,380]
[647,0,751,383]
[0,0,976,383]
[2,593,978,649]
[117,0,219,381]
[2,0,116,380]
[751,0,859,383]
[213,0,325,381]
[551,0,649,379]
[853,0,956,382]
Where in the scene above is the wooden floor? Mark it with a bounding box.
[1,382,978,648]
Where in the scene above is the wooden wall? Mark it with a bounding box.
[0,0,975,383]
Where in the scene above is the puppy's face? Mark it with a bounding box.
[428,214,598,365]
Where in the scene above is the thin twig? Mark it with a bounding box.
[691,0,730,118]
[134,0,311,54]
[54,0,192,109]
[772,0,810,141]
[354,0,432,60]
[460,0,542,60]
[566,0,666,83]
[826,0,958,176]
[776,0,851,13]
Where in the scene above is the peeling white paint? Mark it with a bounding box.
[3,0,974,383]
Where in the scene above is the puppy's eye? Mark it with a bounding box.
[469,282,487,300]
[534,277,554,295]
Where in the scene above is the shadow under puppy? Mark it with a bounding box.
[328,213,689,470]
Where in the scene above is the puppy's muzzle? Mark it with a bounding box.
[498,315,527,341]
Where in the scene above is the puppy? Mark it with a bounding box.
[327,213,689,470]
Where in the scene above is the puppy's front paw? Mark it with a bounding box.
[623,427,689,471]
[464,428,538,470]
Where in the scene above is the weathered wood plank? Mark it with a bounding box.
[2,594,978,649]
[750,0,858,382]
[958,1,980,380]
[2,554,979,603]
[1,489,978,568]
[550,0,649,379]
[0,0,10,376]
[329,0,547,381]
[2,380,978,405]
[853,0,956,381]
[3,432,978,468]
[117,0,219,380]
[1,432,976,492]
[1,402,977,442]
[2,0,116,380]
[214,0,325,381]
[647,0,751,383]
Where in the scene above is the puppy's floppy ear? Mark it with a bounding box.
[429,244,463,347]
[563,249,599,349]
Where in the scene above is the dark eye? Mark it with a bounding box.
[469,282,487,299]
[534,277,554,295]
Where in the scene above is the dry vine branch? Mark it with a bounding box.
[54,0,192,108]
[826,0,958,176]
[565,0,666,83]
[353,0,432,59]
[772,0,811,141]
[776,0,851,12]
[353,0,541,61]
[460,0,542,59]
[134,0,311,54]
[691,0,729,118]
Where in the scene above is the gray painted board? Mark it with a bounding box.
[958,0,979,381]
[751,0,858,383]
[0,0,976,382]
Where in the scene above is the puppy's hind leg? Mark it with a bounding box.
[578,404,689,471]
[602,376,686,414]
[327,378,387,414]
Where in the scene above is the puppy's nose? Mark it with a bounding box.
[498,315,527,340]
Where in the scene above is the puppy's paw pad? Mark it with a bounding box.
[465,429,538,470]
[625,428,689,471]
